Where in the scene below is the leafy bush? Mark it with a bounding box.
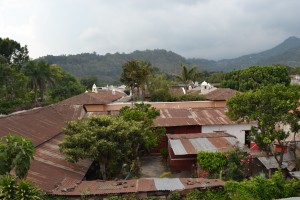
[167,191,181,200]
[197,151,228,175]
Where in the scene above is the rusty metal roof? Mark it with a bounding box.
[168,133,238,155]
[154,107,235,127]
[204,88,237,101]
[52,178,224,196]
[27,133,92,193]
[58,91,125,105]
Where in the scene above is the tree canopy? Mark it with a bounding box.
[227,84,300,166]
[220,65,290,91]
[174,63,202,88]
[0,134,35,179]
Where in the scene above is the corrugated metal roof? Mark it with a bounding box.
[52,178,224,196]
[168,133,240,155]
[204,88,237,101]
[27,133,92,192]
[257,152,295,171]
[153,178,185,191]
[154,107,235,127]
[190,138,217,152]
[169,140,187,155]
[59,91,125,105]
[289,171,300,180]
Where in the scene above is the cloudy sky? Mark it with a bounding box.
[0,0,299,60]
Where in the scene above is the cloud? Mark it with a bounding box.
[0,0,299,60]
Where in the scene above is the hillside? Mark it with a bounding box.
[41,50,186,83]
[41,36,300,83]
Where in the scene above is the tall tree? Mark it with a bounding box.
[227,84,300,167]
[0,134,35,179]
[175,63,202,89]
[0,37,29,68]
[120,60,154,100]
[23,60,56,101]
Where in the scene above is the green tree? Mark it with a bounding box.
[0,174,44,200]
[0,134,35,179]
[120,60,154,100]
[50,65,84,101]
[0,37,29,68]
[175,63,202,89]
[225,170,300,200]
[220,65,290,91]
[80,76,98,90]
[227,84,300,167]
[60,115,142,180]
[23,60,56,102]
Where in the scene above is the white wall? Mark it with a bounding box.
[202,123,255,144]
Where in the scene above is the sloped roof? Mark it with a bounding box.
[257,152,295,171]
[154,107,235,127]
[27,133,92,192]
[59,91,125,105]
[204,88,237,101]
[167,133,240,155]
[52,178,224,196]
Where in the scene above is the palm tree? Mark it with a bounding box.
[24,60,55,102]
[175,63,202,89]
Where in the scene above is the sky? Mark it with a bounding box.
[0,0,300,60]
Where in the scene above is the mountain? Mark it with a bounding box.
[41,50,186,84]
[41,36,300,83]
[189,36,300,71]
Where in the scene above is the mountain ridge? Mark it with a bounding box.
[41,36,300,83]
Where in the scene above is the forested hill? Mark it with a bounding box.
[41,50,187,83]
[41,36,300,83]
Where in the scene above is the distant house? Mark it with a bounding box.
[167,132,244,171]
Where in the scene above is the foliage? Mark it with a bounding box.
[170,93,205,102]
[80,76,98,90]
[227,84,300,166]
[225,170,300,200]
[184,189,202,200]
[0,37,29,67]
[0,134,35,179]
[60,115,144,179]
[220,65,290,91]
[120,60,154,100]
[224,149,252,181]
[160,148,168,160]
[197,151,228,175]
[167,191,181,200]
[119,103,164,151]
[23,60,57,101]
[174,63,202,89]
[0,174,44,200]
[50,66,84,101]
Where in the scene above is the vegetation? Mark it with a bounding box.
[227,84,300,167]
[0,37,84,114]
[220,65,290,91]
[0,134,35,179]
[60,104,163,179]
[174,63,202,89]
[0,174,44,200]
[0,134,44,199]
[225,170,300,200]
